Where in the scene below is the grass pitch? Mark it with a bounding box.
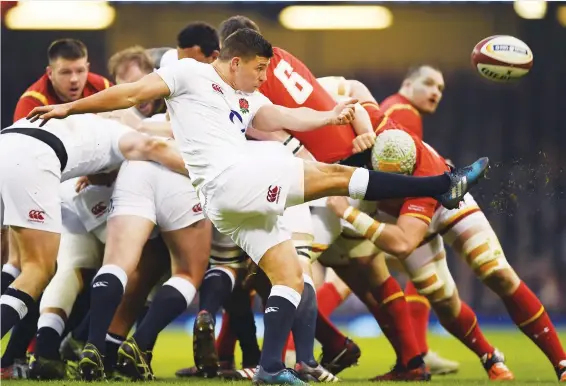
[3,328,565,385]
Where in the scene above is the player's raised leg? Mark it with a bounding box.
[303,157,488,210]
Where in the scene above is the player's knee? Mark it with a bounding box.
[482,267,520,296]
[462,229,510,281]
[40,268,81,317]
[410,258,456,304]
[21,255,57,284]
[431,292,461,321]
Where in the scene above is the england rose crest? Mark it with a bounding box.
[239,98,249,114]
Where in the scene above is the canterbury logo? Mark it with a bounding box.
[266,185,281,203]
[265,307,279,314]
[90,202,108,217]
[28,210,45,222]
[92,281,108,288]
[192,203,202,213]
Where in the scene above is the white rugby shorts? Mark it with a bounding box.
[109,160,204,231]
[200,143,305,264]
[0,134,62,233]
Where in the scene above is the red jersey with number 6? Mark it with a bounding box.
[259,47,356,163]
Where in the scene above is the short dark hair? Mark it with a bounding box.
[219,15,260,42]
[47,39,88,63]
[219,28,272,61]
[403,64,442,81]
[107,46,154,78]
[177,22,220,57]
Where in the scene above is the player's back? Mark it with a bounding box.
[259,47,356,163]
[7,115,133,180]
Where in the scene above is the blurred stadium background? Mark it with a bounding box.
[1,0,566,375]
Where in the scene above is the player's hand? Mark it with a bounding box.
[27,103,72,127]
[352,132,376,154]
[75,176,91,193]
[99,109,143,131]
[330,98,358,125]
[326,196,351,217]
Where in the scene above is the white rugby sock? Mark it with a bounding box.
[348,168,369,199]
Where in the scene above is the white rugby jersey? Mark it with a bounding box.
[156,58,272,190]
[8,114,133,181]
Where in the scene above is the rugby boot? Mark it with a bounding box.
[370,361,431,382]
[557,360,566,382]
[319,338,361,375]
[481,349,514,381]
[1,358,30,379]
[219,366,258,380]
[116,337,155,381]
[78,343,105,381]
[28,354,66,380]
[253,366,310,385]
[176,359,233,378]
[438,157,489,209]
[60,332,84,362]
[295,361,339,383]
[193,310,219,377]
[423,350,459,375]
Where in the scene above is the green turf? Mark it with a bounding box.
[2,329,565,384]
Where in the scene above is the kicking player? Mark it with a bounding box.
[191,16,374,379]
[29,29,488,385]
[0,113,187,340]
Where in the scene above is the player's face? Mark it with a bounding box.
[409,67,444,114]
[47,57,89,102]
[115,63,157,117]
[233,56,270,92]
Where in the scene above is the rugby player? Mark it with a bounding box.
[1,39,113,376]
[28,29,488,385]
[384,66,566,382]
[316,68,458,375]
[0,113,187,339]
[13,39,111,122]
[318,128,513,380]
[71,33,221,380]
[325,67,566,382]
[180,16,377,380]
[29,178,112,380]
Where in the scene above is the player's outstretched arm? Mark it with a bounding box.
[326,197,428,259]
[252,99,358,133]
[27,73,171,126]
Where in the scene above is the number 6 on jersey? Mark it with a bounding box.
[273,59,314,105]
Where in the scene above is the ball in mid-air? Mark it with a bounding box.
[471,35,533,82]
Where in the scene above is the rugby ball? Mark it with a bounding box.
[471,35,533,82]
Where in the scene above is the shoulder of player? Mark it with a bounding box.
[87,72,113,90]
[18,74,50,105]
[380,94,420,117]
